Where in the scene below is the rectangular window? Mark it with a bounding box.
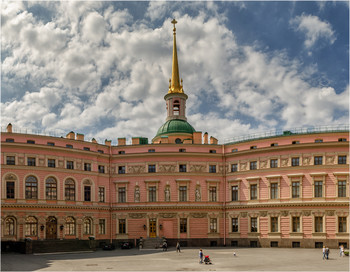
[98,165,105,173]
[98,187,105,202]
[338,138,347,142]
[48,159,55,168]
[6,182,15,199]
[250,161,257,170]
[270,143,278,147]
[292,157,299,166]
[250,146,257,149]
[231,164,238,172]
[179,148,186,152]
[180,218,187,233]
[118,187,126,203]
[271,217,278,232]
[209,165,216,173]
[47,142,55,146]
[270,159,278,168]
[119,219,126,234]
[314,181,323,198]
[148,165,156,173]
[292,217,300,232]
[292,182,300,198]
[6,138,14,142]
[179,164,187,172]
[209,186,217,202]
[232,218,238,232]
[338,181,346,197]
[231,185,238,201]
[6,156,15,165]
[209,150,216,153]
[83,147,90,151]
[314,156,323,165]
[338,217,347,233]
[118,151,125,154]
[27,140,35,144]
[292,141,300,144]
[98,150,104,154]
[315,216,323,232]
[149,186,156,202]
[250,184,257,200]
[232,148,238,152]
[84,186,91,201]
[315,139,323,143]
[27,157,36,166]
[251,217,258,232]
[84,163,91,171]
[148,149,155,152]
[118,166,126,174]
[66,144,73,148]
[179,186,187,202]
[270,183,278,199]
[99,219,106,235]
[67,161,74,169]
[338,155,347,164]
[210,218,217,233]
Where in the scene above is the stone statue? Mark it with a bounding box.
[165,186,170,202]
[195,187,201,201]
[134,187,140,202]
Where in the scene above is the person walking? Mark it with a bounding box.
[162,241,167,251]
[340,245,344,257]
[199,249,203,264]
[322,246,326,260]
[325,246,330,260]
[176,241,181,253]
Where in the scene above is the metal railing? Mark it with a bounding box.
[224,124,349,145]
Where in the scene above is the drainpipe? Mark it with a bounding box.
[222,142,226,246]
[109,144,113,244]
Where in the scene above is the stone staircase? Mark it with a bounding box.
[142,237,164,249]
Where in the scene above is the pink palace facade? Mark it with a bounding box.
[1,20,349,250]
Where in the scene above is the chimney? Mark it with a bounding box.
[66,131,75,139]
[76,133,84,141]
[193,132,202,144]
[105,139,111,146]
[6,123,12,133]
[118,138,126,146]
[203,132,208,144]
[132,137,140,145]
[210,136,218,145]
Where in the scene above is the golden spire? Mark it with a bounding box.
[169,19,183,93]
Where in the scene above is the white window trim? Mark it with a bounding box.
[288,174,304,199]
[44,174,60,200]
[117,217,128,235]
[206,180,220,202]
[289,213,303,234]
[248,214,260,234]
[247,177,260,201]
[229,214,240,234]
[310,173,327,199]
[268,215,281,234]
[312,213,326,235]
[25,154,37,166]
[176,179,191,201]
[228,179,241,202]
[114,181,129,203]
[266,175,281,200]
[145,180,159,202]
[336,215,349,235]
[334,172,349,198]
[82,179,95,202]
[208,215,219,234]
[2,173,19,200]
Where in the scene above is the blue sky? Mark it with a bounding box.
[1,1,349,144]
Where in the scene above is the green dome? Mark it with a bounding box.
[156,119,196,137]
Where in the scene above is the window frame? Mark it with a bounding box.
[45,177,57,200]
[25,176,38,199]
[250,161,257,170]
[65,179,75,201]
[6,156,15,165]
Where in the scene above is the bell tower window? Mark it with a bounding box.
[173,100,180,116]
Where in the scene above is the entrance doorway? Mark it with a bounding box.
[46,216,57,239]
[149,219,156,238]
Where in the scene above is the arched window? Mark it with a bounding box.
[173,100,180,116]
[65,179,75,201]
[25,176,38,199]
[25,216,38,236]
[175,138,182,144]
[5,217,16,236]
[83,217,93,235]
[46,177,57,200]
[65,217,75,235]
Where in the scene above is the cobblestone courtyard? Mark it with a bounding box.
[2,247,349,271]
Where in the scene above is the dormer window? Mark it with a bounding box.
[173,100,180,115]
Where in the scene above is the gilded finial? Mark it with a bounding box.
[168,19,184,94]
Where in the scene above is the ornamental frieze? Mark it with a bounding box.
[39,159,45,166]
[302,157,311,166]
[190,164,206,173]
[240,162,247,171]
[259,160,268,169]
[159,213,177,218]
[240,212,248,218]
[128,165,145,174]
[326,210,335,216]
[302,210,311,216]
[159,164,176,173]
[190,213,207,218]
[4,174,16,180]
[281,158,289,167]
[281,210,289,217]
[259,211,268,217]
[129,213,146,219]
[326,155,335,165]
[18,157,24,165]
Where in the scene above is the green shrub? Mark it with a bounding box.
[344,251,349,256]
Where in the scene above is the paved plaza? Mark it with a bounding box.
[1,247,349,271]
